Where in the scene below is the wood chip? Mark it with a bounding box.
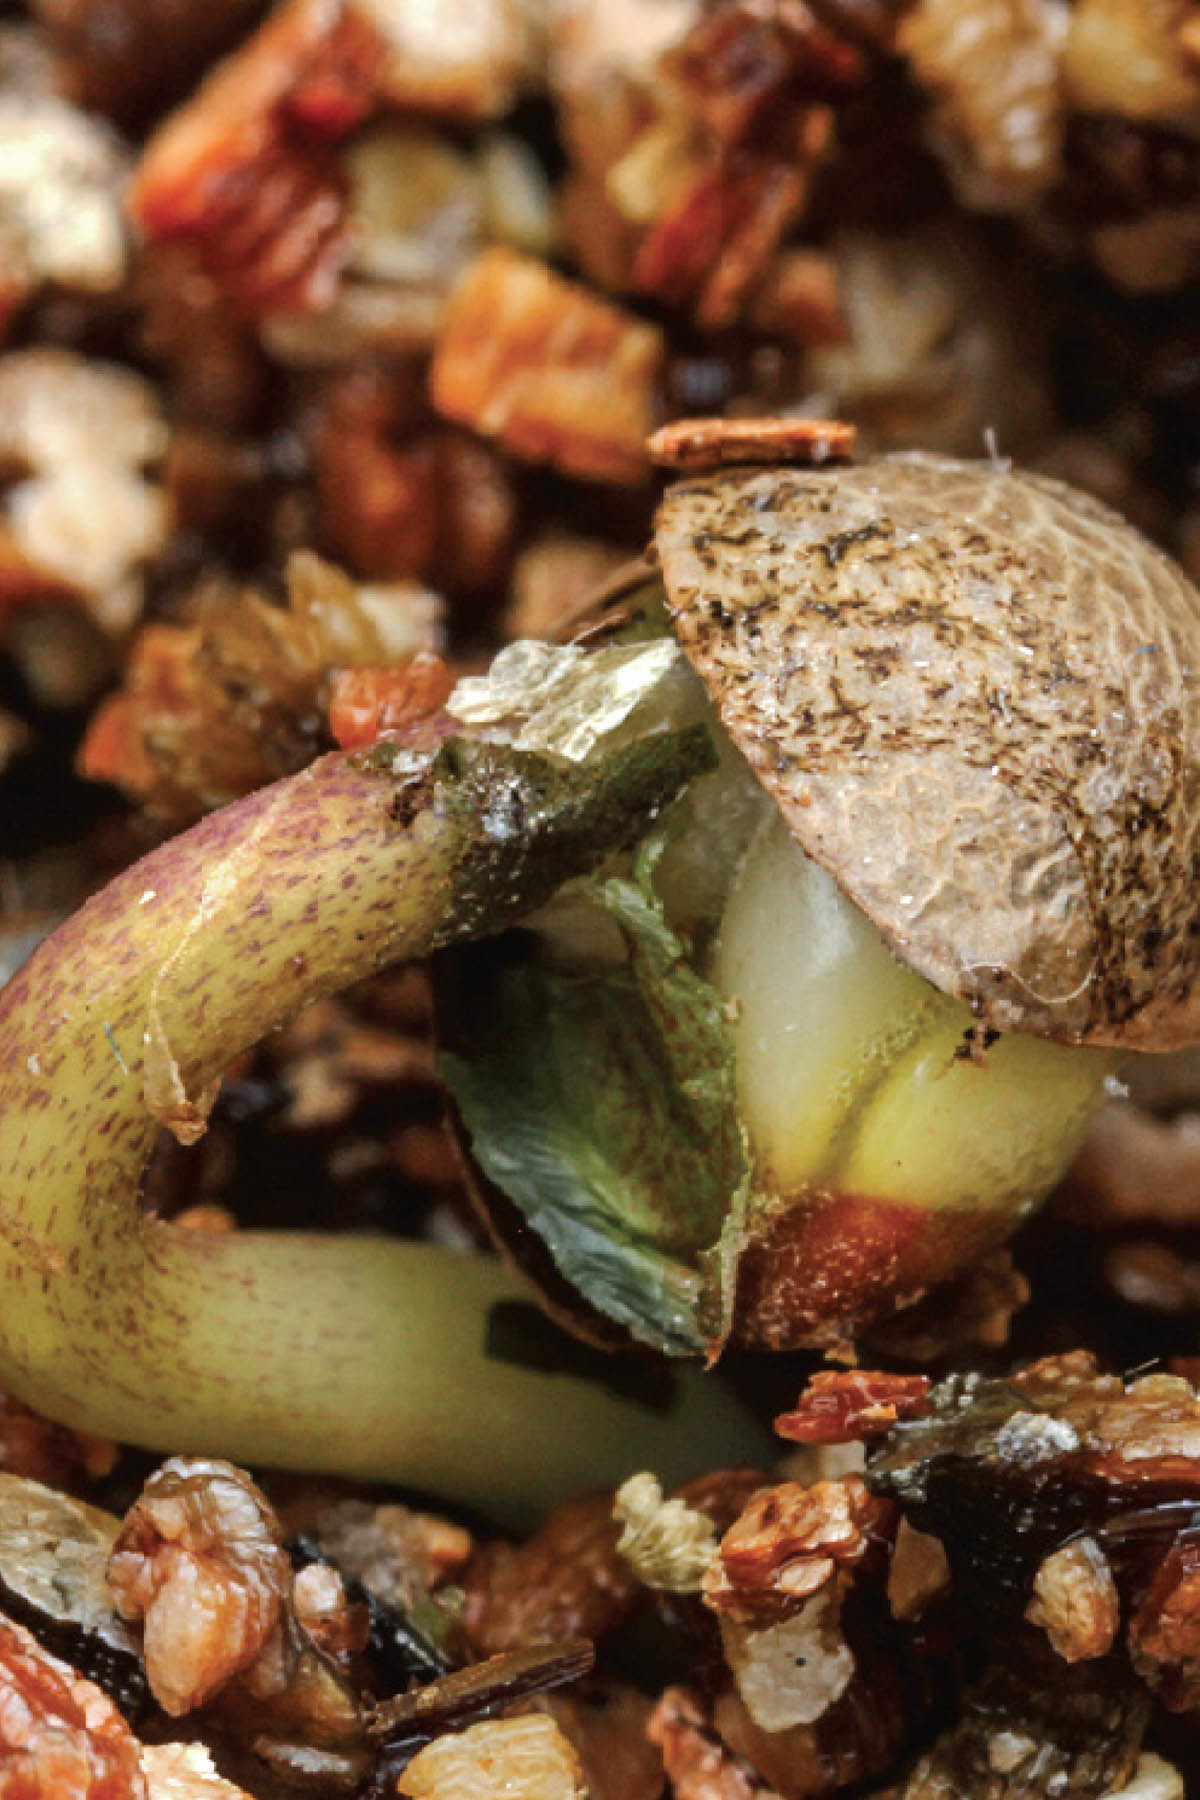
[647,415,855,470]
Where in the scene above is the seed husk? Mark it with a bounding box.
[656,450,1200,1048]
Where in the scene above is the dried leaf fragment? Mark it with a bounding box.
[430,249,663,486]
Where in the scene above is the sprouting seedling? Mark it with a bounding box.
[2,434,1199,1512]
[0,718,766,1525]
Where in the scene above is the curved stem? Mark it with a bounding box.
[0,745,765,1525]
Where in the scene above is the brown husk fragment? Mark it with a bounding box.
[775,1372,932,1446]
[461,1493,641,1658]
[647,416,856,469]
[429,248,664,487]
[0,1612,147,1799]
[654,449,1200,1048]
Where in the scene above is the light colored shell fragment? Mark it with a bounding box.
[1100,1754,1184,1800]
[613,1471,719,1592]
[719,1588,854,1732]
[395,1713,589,1800]
[655,452,1200,1049]
[142,1742,256,1798]
[1025,1534,1120,1661]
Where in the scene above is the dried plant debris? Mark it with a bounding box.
[613,1471,720,1594]
[141,1740,258,1799]
[81,551,447,820]
[430,249,664,486]
[106,1458,294,1717]
[393,1711,589,1800]
[0,1473,145,1717]
[366,1638,595,1758]
[895,1653,1149,1800]
[843,1356,1200,1765]
[462,1492,641,1658]
[0,27,129,333]
[0,1612,146,1799]
[776,1372,933,1446]
[0,349,168,634]
[647,415,856,469]
[703,1477,890,1626]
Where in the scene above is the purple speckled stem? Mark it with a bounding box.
[0,752,764,1523]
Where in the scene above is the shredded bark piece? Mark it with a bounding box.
[647,415,855,470]
[648,1685,780,1800]
[430,249,663,487]
[632,147,816,329]
[367,1640,595,1749]
[0,1611,146,1798]
[106,1458,292,1717]
[394,1711,588,1800]
[1026,1536,1121,1663]
[462,1492,641,1657]
[704,1477,891,1626]
[776,1371,931,1445]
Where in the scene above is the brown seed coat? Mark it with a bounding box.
[655,450,1200,1046]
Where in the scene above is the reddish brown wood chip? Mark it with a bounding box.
[647,415,856,471]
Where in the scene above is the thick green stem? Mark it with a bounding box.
[0,743,764,1525]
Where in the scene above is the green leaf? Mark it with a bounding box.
[437,863,750,1357]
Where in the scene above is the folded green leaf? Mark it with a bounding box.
[439,857,750,1357]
